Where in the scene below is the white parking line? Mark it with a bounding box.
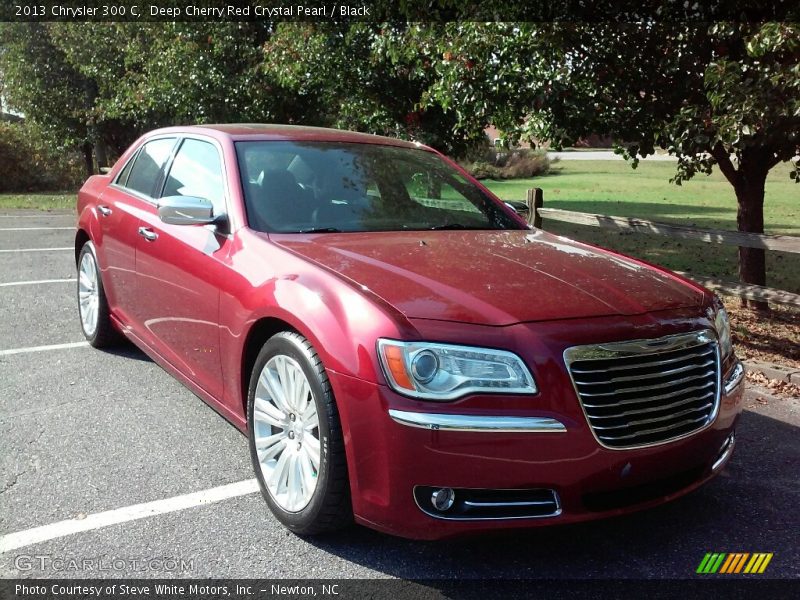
[0,227,74,231]
[0,479,260,553]
[0,247,72,253]
[0,341,89,356]
[0,278,76,287]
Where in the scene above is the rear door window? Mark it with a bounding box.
[124,138,177,198]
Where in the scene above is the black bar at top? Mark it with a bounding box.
[1,0,799,23]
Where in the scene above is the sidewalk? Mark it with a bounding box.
[546,150,677,161]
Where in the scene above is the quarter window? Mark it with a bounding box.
[162,139,226,216]
[124,138,176,197]
[115,150,137,187]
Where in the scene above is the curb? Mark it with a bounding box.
[743,384,789,406]
[743,360,800,385]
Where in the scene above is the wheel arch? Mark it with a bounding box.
[74,229,91,267]
[240,316,300,419]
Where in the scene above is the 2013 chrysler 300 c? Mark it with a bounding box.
[76,124,745,539]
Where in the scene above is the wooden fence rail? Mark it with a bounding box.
[524,188,800,307]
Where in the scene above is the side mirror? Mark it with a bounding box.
[158,196,220,226]
[504,201,530,221]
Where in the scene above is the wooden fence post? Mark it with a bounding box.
[526,188,543,228]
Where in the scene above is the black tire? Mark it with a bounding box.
[247,331,352,535]
[77,241,120,348]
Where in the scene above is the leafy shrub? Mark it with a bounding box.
[462,148,552,180]
[468,161,504,180]
[502,149,552,178]
[0,121,84,192]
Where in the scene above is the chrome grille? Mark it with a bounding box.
[564,331,721,449]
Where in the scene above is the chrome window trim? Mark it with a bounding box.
[563,330,722,451]
[388,409,566,433]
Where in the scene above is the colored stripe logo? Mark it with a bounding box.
[697,552,773,574]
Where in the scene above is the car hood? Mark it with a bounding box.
[271,229,705,326]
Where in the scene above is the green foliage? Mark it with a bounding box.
[262,23,484,156]
[50,22,301,128]
[0,23,92,151]
[0,121,84,192]
[0,22,316,173]
[419,22,799,185]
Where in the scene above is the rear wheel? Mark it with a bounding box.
[247,331,352,535]
[77,241,119,348]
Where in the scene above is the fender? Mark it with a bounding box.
[220,264,418,416]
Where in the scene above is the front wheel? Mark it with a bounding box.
[247,331,352,535]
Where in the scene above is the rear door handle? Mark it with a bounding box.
[98,205,112,216]
[138,226,158,242]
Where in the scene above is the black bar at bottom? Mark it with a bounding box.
[1,579,797,600]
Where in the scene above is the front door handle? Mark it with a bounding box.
[138,226,158,242]
[98,205,112,216]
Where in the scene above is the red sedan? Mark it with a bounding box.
[76,124,745,539]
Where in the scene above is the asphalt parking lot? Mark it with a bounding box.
[0,209,798,581]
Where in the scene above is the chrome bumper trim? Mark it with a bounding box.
[712,432,736,472]
[388,409,567,433]
[413,486,563,520]
[723,360,745,396]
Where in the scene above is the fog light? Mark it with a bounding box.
[431,487,455,511]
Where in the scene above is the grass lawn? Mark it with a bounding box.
[1,160,797,294]
[484,160,798,234]
[0,192,75,211]
[483,160,800,295]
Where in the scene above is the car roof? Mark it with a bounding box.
[146,124,427,149]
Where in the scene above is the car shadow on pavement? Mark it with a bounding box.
[102,343,153,363]
[304,409,799,580]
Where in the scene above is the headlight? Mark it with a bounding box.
[712,299,733,359]
[377,339,537,400]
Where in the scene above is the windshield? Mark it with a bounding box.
[235,141,524,233]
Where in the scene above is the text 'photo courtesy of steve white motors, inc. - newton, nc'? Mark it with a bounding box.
[23,3,372,18]
[14,582,341,598]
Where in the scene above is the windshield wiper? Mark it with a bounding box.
[297,227,342,233]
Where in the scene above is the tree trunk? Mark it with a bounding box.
[94,137,109,169]
[82,142,94,177]
[733,172,769,311]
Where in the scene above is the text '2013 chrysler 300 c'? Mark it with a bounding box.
[75,124,745,539]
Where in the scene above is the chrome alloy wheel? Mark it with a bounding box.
[78,250,100,337]
[252,354,321,512]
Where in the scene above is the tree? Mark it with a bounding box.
[0,22,309,175]
[262,23,486,157]
[51,22,302,128]
[0,23,101,175]
[419,22,800,308]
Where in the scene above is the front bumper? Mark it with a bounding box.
[328,359,745,540]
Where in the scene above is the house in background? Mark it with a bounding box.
[484,125,611,149]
